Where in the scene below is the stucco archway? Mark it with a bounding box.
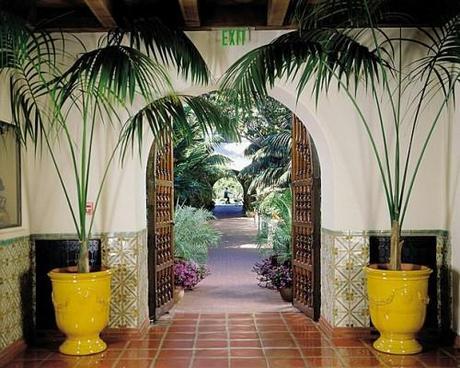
[144,89,331,319]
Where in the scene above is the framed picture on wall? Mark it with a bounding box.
[0,121,21,229]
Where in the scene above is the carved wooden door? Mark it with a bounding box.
[147,136,174,321]
[291,115,321,320]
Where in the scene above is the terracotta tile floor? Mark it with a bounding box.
[4,312,459,367]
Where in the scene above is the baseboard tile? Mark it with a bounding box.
[318,316,373,338]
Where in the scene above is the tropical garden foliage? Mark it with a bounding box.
[256,189,292,263]
[174,92,291,210]
[240,116,291,195]
[253,188,293,293]
[174,205,220,264]
[174,122,234,209]
[173,205,219,290]
[222,0,460,270]
[198,92,292,210]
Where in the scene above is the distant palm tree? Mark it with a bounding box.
[240,119,291,193]
[174,123,234,209]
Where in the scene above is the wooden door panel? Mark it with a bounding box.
[148,137,175,321]
[291,116,320,320]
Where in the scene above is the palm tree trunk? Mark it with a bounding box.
[77,239,90,273]
[389,220,402,270]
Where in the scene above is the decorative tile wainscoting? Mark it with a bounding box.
[101,229,148,329]
[0,236,33,350]
[321,229,369,328]
[31,229,148,331]
[320,228,450,329]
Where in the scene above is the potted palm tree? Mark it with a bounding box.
[221,0,460,354]
[1,12,237,355]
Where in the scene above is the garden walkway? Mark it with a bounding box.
[173,204,295,313]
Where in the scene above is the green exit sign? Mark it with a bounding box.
[221,29,248,46]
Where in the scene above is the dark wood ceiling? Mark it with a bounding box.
[0,0,458,31]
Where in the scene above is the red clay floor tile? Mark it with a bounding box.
[192,358,229,368]
[267,358,308,368]
[153,359,191,368]
[262,339,297,348]
[376,354,423,367]
[115,359,153,368]
[38,359,80,368]
[197,332,228,340]
[264,348,302,358]
[165,332,196,340]
[4,312,460,368]
[195,340,228,348]
[230,348,264,357]
[230,332,259,339]
[341,356,386,367]
[301,347,337,357]
[157,349,194,359]
[230,358,267,368]
[126,339,162,349]
[194,349,229,358]
[120,349,157,359]
[230,340,261,348]
[304,357,345,367]
[162,340,194,349]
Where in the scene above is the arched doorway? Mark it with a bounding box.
[146,104,321,321]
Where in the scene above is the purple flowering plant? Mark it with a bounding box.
[174,259,209,289]
[253,255,292,290]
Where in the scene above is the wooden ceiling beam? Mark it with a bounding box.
[178,0,200,27]
[83,0,117,28]
[267,0,290,26]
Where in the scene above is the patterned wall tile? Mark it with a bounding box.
[137,230,149,327]
[101,229,149,329]
[320,229,335,326]
[0,237,33,350]
[333,233,369,328]
[321,229,451,329]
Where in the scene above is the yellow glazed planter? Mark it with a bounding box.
[365,263,432,355]
[48,267,112,355]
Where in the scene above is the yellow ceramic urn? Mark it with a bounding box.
[365,263,432,355]
[48,267,112,355]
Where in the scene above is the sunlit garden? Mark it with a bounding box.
[171,93,295,305]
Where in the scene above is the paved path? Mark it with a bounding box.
[173,204,295,313]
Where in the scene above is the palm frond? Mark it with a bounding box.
[411,14,460,98]
[59,45,172,105]
[0,11,60,144]
[120,94,239,160]
[112,18,210,85]
[221,28,385,107]
[293,0,394,29]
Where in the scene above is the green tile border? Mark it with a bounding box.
[322,228,448,237]
[30,230,144,240]
[0,236,29,247]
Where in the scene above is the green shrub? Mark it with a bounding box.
[256,189,292,263]
[174,205,221,264]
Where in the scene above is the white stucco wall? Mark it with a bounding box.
[21,29,448,235]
